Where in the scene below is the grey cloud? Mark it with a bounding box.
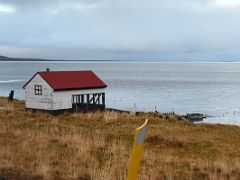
[0,0,240,60]
[0,0,223,13]
[0,0,101,10]
[0,0,100,6]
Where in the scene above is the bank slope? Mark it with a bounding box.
[0,97,239,179]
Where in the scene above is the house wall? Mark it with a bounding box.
[25,74,54,110]
[52,88,105,110]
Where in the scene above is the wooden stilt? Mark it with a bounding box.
[93,94,96,105]
[95,93,101,105]
[87,94,90,106]
[80,94,83,106]
[102,93,105,107]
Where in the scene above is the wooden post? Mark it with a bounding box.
[8,90,14,102]
[102,93,105,107]
[93,94,96,105]
[81,94,84,105]
[98,93,101,105]
[95,93,100,105]
[89,94,94,104]
[87,94,90,106]
[98,94,101,105]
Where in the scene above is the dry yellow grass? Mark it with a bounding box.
[0,97,240,179]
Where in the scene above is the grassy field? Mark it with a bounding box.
[0,97,240,179]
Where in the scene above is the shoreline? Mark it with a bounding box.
[1,96,240,127]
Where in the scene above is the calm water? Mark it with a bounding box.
[1,61,240,125]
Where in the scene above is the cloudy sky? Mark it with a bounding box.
[0,0,240,61]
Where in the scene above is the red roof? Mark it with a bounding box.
[23,70,107,91]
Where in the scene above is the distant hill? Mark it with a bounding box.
[0,55,9,60]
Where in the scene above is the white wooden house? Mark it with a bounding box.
[23,70,107,112]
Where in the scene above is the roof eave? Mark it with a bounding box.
[22,72,39,89]
[53,85,107,92]
[23,72,55,90]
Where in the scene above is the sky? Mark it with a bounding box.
[0,0,240,61]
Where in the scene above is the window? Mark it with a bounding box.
[35,85,42,95]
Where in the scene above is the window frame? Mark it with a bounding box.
[34,85,42,95]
